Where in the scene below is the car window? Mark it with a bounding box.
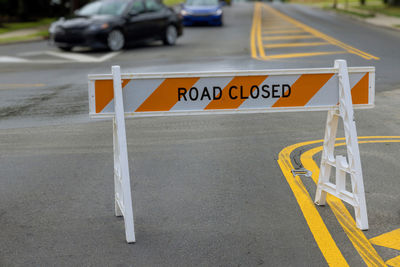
[130,1,145,13]
[99,2,129,15]
[145,0,163,12]
[186,0,219,6]
[78,1,129,16]
[78,2,102,15]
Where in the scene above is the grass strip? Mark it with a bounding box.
[0,18,55,34]
[324,6,375,17]
[290,0,400,18]
[0,30,48,44]
[357,4,400,17]
[164,0,185,6]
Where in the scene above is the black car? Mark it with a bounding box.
[49,0,183,51]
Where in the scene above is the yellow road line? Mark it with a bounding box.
[250,3,377,61]
[370,228,400,250]
[278,139,349,266]
[264,42,331,48]
[262,4,379,60]
[262,26,301,30]
[262,35,316,41]
[264,23,294,27]
[301,142,389,266]
[386,255,400,266]
[250,3,259,59]
[256,3,266,59]
[279,136,400,265]
[264,51,346,59]
[262,21,291,25]
[263,29,306,34]
[370,228,400,267]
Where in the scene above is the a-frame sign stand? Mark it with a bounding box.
[315,60,368,230]
[88,60,373,242]
[112,66,136,243]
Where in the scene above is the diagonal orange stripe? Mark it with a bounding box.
[351,73,369,105]
[135,78,200,112]
[205,76,268,110]
[272,74,334,107]
[95,79,130,113]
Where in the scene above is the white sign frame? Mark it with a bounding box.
[88,66,375,119]
[88,60,374,243]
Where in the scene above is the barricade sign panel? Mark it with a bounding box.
[88,60,375,243]
[88,66,374,118]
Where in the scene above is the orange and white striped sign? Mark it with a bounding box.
[87,62,375,243]
[88,67,374,117]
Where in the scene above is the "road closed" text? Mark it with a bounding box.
[177,84,291,101]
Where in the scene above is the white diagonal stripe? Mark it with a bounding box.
[171,77,233,111]
[307,73,364,107]
[124,79,164,112]
[101,78,165,113]
[349,73,365,88]
[306,75,338,107]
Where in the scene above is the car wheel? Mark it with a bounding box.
[58,46,73,52]
[107,29,125,51]
[163,25,177,46]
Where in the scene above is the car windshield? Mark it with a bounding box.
[185,0,219,6]
[77,1,129,16]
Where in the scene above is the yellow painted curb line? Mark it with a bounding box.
[277,139,349,266]
[278,136,400,266]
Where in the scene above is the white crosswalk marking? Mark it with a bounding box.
[0,50,121,64]
[0,56,30,63]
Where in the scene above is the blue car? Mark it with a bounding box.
[181,0,223,26]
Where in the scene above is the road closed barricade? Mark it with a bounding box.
[88,60,375,243]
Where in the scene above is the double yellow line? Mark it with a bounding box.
[250,3,379,60]
[250,2,266,60]
[278,137,400,266]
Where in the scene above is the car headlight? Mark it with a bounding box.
[214,9,222,16]
[49,22,61,34]
[49,18,65,34]
[181,10,190,16]
[88,23,109,31]
[49,23,56,34]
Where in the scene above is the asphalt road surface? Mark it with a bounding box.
[1,1,400,266]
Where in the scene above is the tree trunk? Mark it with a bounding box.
[70,0,79,13]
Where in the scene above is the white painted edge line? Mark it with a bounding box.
[45,51,99,62]
[98,51,121,62]
[0,56,30,63]
[18,51,48,56]
[45,51,121,62]
[8,50,121,63]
